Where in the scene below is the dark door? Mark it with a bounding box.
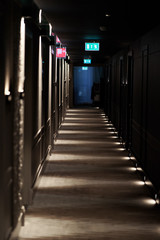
[119,57,128,144]
[57,59,60,126]
[140,46,149,168]
[126,54,133,151]
[42,38,49,160]
[104,64,112,118]
[54,56,58,136]
[119,57,124,139]
[108,64,112,118]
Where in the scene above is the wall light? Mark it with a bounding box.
[18,17,25,94]
[49,23,52,36]
[38,36,42,130]
[5,91,12,102]
[4,50,12,99]
[4,70,11,97]
[39,9,42,24]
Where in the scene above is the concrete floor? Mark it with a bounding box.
[19,108,160,240]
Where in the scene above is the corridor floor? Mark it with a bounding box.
[19,108,160,240]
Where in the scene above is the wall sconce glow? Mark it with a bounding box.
[18,17,25,93]
[4,70,10,96]
[85,42,100,51]
[84,59,91,64]
[4,82,12,101]
[5,90,11,96]
[39,9,42,23]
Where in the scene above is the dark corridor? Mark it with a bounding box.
[1,1,160,240]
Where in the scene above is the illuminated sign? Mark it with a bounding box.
[82,67,88,70]
[56,48,66,58]
[84,59,91,64]
[85,42,100,51]
[56,36,61,44]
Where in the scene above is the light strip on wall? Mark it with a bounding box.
[49,23,52,36]
[38,36,42,129]
[4,70,11,96]
[18,17,26,93]
[39,9,42,24]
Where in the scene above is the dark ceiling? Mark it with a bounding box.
[34,0,160,64]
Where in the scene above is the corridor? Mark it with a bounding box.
[19,108,160,240]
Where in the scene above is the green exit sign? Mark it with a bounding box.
[84,59,91,64]
[85,42,100,51]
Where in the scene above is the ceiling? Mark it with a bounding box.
[34,0,160,64]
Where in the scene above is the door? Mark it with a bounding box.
[108,64,112,118]
[140,46,149,168]
[126,53,133,151]
[119,57,124,138]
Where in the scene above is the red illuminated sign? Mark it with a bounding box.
[56,48,66,58]
[56,36,61,44]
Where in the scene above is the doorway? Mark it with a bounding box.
[73,66,103,106]
[126,53,133,151]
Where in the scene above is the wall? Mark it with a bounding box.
[0,1,22,239]
[0,1,70,239]
[104,24,160,192]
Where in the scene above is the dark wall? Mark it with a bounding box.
[104,25,160,191]
[0,1,70,239]
[133,28,160,189]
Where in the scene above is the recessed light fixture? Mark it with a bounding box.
[105,13,111,17]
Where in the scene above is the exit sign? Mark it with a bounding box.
[84,59,91,64]
[85,42,100,51]
[82,67,88,70]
